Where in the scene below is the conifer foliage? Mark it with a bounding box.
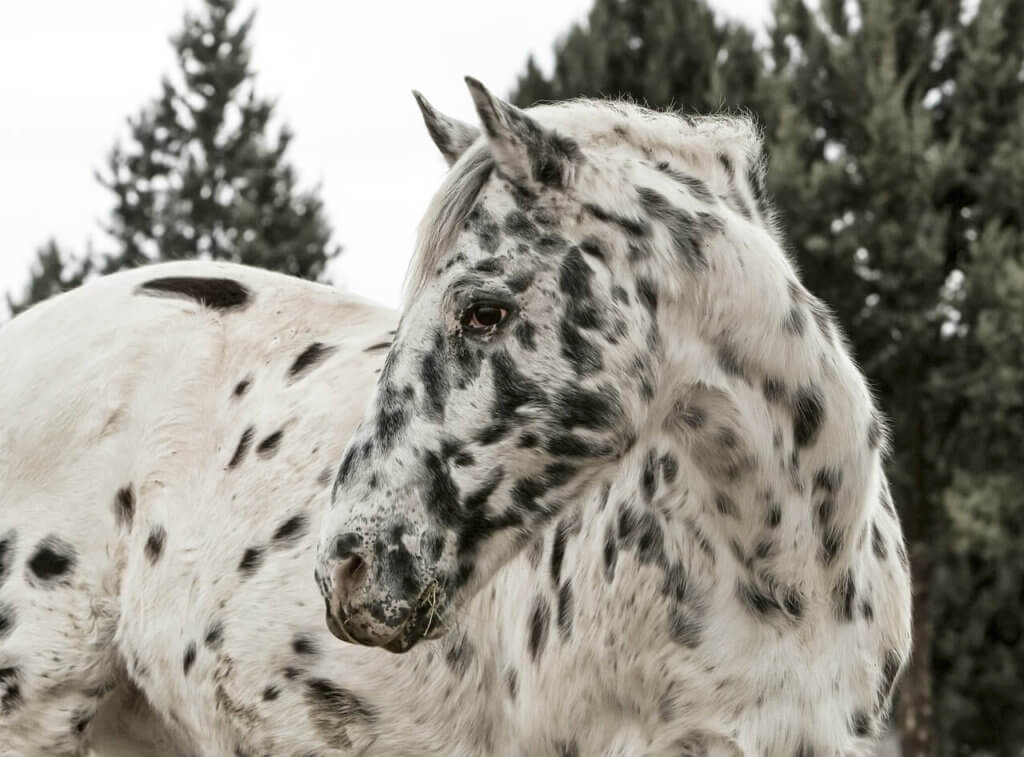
[7,0,339,315]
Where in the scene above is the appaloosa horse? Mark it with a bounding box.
[1,78,911,756]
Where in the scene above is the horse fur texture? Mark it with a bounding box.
[1,78,910,757]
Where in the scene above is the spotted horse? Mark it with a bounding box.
[0,78,911,756]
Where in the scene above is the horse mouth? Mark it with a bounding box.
[325,580,450,653]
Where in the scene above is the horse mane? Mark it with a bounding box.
[402,98,767,305]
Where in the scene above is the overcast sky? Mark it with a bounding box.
[0,0,771,310]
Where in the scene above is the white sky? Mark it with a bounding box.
[0,0,771,311]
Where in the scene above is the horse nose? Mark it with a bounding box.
[323,532,370,606]
[333,553,369,604]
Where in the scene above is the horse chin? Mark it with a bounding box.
[325,584,453,653]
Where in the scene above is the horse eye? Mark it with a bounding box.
[462,304,508,333]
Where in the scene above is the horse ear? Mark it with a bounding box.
[463,76,580,190]
[412,91,480,167]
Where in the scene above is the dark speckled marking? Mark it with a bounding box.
[269,514,306,551]
[527,596,550,662]
[256,430,284,458]
[144,527,166,564]
[27,535,77,582]
[238,546,264,576]
[228,426,254,468]
[138,276,251,310]
[289,342,336,380]
[183,642,196,675]
[114,485,135,529]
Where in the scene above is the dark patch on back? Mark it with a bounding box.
[363,341,391,353]
[145,527,166,564]
[555,739,580,757]
[114,485,135,529]
[138,276,251,310]
[256,429,284,458]
[304,678,377,748]
[232,378,251,398]
[27,535,77,582]
[272,514,308,546]
[289,342,336,380]
[228,426,255,468]
[262,685,280,701]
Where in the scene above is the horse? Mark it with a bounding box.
[0,77,911,756]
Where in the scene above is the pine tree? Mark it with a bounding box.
[97,0,340,279]
[6,240,94,317]
[6,0,341,319]
[511,0,773,119]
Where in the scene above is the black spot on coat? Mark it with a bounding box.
[27,535,77,581]
[138,276,251,310]
[238,546,264,576]
[527,596,550,662]
[289,342,335,380]
[114,485,135,529]
[228,426,254,468]
[183,642,196,675]
[145,527,166,564]
[792,386,825,448]
[256,430,284,458]
[272,514,308,546]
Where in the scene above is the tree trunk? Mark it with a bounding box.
[899,539,934,757]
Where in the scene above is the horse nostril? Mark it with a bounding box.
[334,554,369,603]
